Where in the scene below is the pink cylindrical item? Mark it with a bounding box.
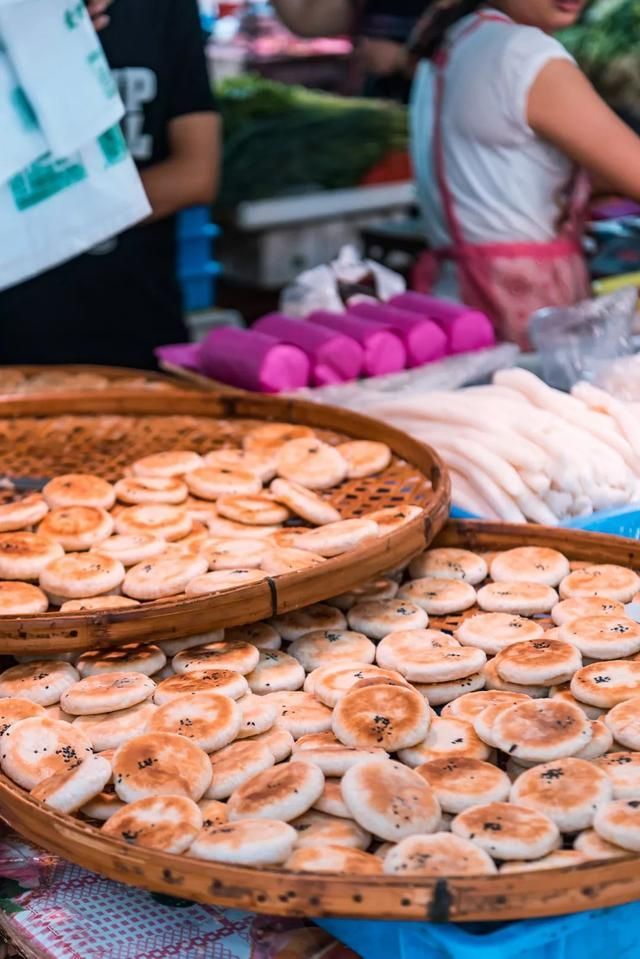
[154,342,202,372]
[254,313,363,386]
[389,292,496,354]
[348,301,447,368]
[308,310,407,377]
[200,327,310,393]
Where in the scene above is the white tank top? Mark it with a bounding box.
[410,10,576,254]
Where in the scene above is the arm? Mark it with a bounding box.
[528,59,640,200]
[86,0,111,30]
[270,0,354,36]
[140,112,220,222]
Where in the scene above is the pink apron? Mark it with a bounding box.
[412,11,591,349]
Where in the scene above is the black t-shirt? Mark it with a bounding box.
[0,0,217,368]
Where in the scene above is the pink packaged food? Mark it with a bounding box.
[348,300,447,368]
[254,312,363,386]
[200,326,310,393]
[308,310,406,377]
[154,342,202,372]
[389,292,496,354]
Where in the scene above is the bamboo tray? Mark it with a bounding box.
[0,364,188,404]
[0,391,448,655]
[1,520,639,923]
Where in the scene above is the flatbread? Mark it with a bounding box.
[332,683,430,751]
[452,801,560,860]
[384,833,496,876]
[417,757,510,814]
[227,761,325,822]
[113,732,211,802]
[510,757,613,832]
[341,758,441,841]
[103,794,203,853]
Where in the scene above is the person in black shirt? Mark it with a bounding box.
[0,0,219,369]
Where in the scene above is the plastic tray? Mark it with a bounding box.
[451,503,640,538]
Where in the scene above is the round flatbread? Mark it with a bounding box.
[364,506,422,535]
[72,701,157,751]
[114,504,192,542]
[294,519,379,558]
[291,731,388,778]
[91,534,166,567]
[103,794,202,853]
[225,622,281,651]
[594,752,640,799]
[197,537,267,571]
[571,660,640,709]
[1,717,92,789]
[59,595,140,613]
[333,683,430,752]
[246,725,294,763]
[198,798,228,828]
[217,494,290,526]
[311,663,407,709]
[190,818,297,865]
[132,450,203,478]
[173,641,259,676]
[341,758,440,842]
[0,698,45,734]
[417,757,510,814]
[377,630,485,683]
[398,578,476,615]
[0,494,49,533]
[559,616,640,660]
[452,801,559,860]
[0,581,49,614]
[384,832,496,877]
[594,799,640,852]
[61,672,155,716]
[113,732,211,802]
[31,754,112,813]
[313,778,351,818]
[43,474,115,510]
[288,630,375,673]
[271,604,347,642]
[455,613,544,655]
[0,661,79,706]
[203,448,276,483]
[227,760,325,822]
[246,650,305,694]
[347,600,428,640]
[473,699,535,750]
[493,638,582,687]
[605,697,640,751]
[269,479,340,526]
[328,578,398,612]
[236,694,278,739]
[490,547,569,587]
[410,547,487,585]
[476,582,558,616]
[40,553,124,601]
[185,568,268,596]
[260,691,331,739]
[286,845,382,875]
[206,740,275,800]
[442,690,531,724]
[413,673,487,707]
[76,644,166,678]
[276,438,347,490]
[153,669,248,705]
[552,597,625,627]
[335,440,391,479]
[398,716,490,767]
[574,828,628,860]
[243,423,314,455]
[149,692,241,752]
[499,850,588,873]
[0,532,63,581]
[291,809,370,850]
[560,565,640,602]
[114,476,187,506]
[492,699,592,762]
[39,506,113,551]
[483,658,548,698]
[123,554,207,600]
[82,790,126,822]
[572,717,613,760]
[511,758,612,832]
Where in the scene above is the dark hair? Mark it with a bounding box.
[409,0,484,60]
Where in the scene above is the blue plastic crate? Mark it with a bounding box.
[317,902,640,959]
[178,261,220,312]
[449,503,640,538]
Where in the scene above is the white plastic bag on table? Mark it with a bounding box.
[0,124,151,291]
[0,0,124,157]
[0,40,47,184]
[279,245,406,317]
[528,287,636,391]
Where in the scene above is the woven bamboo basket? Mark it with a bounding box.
[0,365,187,402]
[0,520,638,923]
[0,391,448,655]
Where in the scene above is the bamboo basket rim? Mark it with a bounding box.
[1,520,639,924]
[0,391,449,654]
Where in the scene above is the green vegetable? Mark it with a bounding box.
[215,74,408,210]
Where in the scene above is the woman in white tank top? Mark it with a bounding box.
[409,0,640,347]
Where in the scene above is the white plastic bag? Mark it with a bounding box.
[0,0,124,157]
[0,42,47,184]
[0,124,151,290]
